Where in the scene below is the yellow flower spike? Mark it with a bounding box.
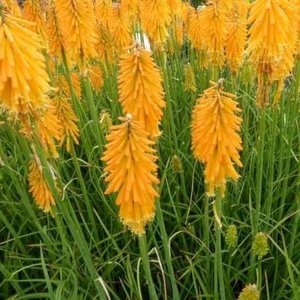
[247,0,297,106]
[23,0,48,48]
[19,112,35,140]
[252,232,269,259]
[54,96,79,153]
[96,23,117,64]
[118,47,165,137]
[28,158,56,213]
[139,0,171,46]
[69,72,82,98]
[47,1,65,61]
[99,109,112,135]
[95,0,116,57]
[3,0,22,16]
[191,80,243,197]
[174,19,184,47]
[187,6,210,69]
[112,3,133,53]
[35,102,63,158]
[166,34,174,55]
[248,0,296,76]
[167,0,182,17]
[170,155,183,173]
[225,0,248,74]
[197,50,210,70]
[238,284,260,300]
[95,0,114,31]
[89,65,104,91]
[0,12,50,113]
[181,1,194,31]
[225,224,238,249]
[184,64,197,93]
[221,0,235,10]
[47,58,57,76]
[240,59,256,86]
[55,72,82,99]
[54,0,97,65]
[120,0,139,25]
[201,0,228,67]
[101,115,160,235]
[187,6,206,51]
[166,0,183,49]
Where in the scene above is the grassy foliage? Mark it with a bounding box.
[0,41,299,299]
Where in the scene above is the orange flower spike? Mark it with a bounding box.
[101,115,160,235]
[225,0,249,74]
[120,0,139,24]
[167,17,184,50]
[139,0,171,46]
[95,0,114,31]
[181,1,194,31]
[247,0,297,106]
[201,0,228,67]
[23,0,48,47]
[69,72,82,98]
[19,113,34,139]
[35,102,63,158]
[3,0,22,16]
[167,0,182,17]
[95,0,117,63]
[112,3,133,53]
[0,12,49,113]
[89,65,104,91]
[28,158,56,213]
[174,19,184,47]
[221,0,235,9]
[96,23,117,63]
[168,0,184,50]
[187,6,206,51]
[192,80,243,197]
[184,64,197,93]
[118,47,165,137]
[54,96,79,152]
[47,1,65,61]
[248,0,296,78]
[54,0,97,64]
[55,72,82,98]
